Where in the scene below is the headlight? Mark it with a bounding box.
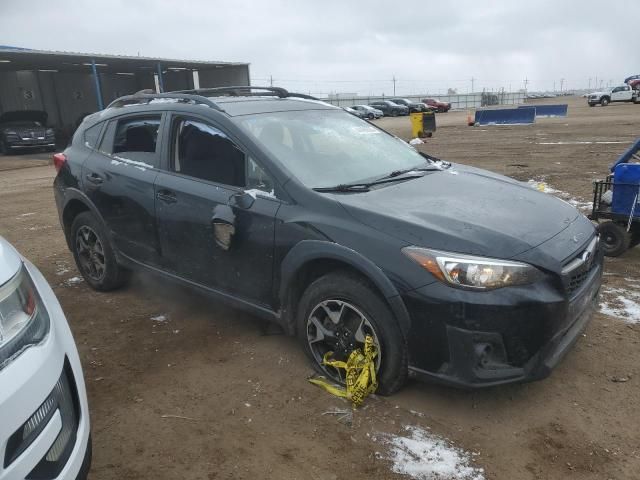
[0,265,50,370]
[46,128,55,135]
[402,247,540,290]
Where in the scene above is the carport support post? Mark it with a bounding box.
[90,59,104,110]
[156,62,164,93]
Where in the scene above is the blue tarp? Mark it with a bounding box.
[518,104,568,117]
[474,107,536,125]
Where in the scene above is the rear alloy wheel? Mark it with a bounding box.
[597,221,631,257]
[297,271,408,395]
[71,212,128,290]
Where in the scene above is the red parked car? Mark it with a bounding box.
[421,98,451,113]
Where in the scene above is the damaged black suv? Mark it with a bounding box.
[53,87,602,393]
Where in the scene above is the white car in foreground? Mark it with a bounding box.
[0,236,90,480]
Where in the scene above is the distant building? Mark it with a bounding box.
[0,46,250,132]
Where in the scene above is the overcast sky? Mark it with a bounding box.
[1,0,638,95]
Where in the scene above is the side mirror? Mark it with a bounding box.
[230,191,255,210]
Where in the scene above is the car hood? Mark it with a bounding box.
[588,91,608,96]
[336,164,582,264]
[0,236,22,286]
[0,110,48,126]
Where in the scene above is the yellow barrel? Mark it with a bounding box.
[410,112,424,138]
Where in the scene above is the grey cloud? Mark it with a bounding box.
[0,0,637,94]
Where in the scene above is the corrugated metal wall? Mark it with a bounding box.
[0,64,250,133]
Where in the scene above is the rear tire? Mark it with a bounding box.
[297,271,408,395]
[598,221,631,257]
[70,211,128,291]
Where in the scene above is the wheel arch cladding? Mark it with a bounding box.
[62,198,90,244]
[279,240,411,336]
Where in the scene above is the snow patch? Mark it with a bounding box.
[111,155,154,171]
[599,286,640,324]
[64,276,83,286]
[17,212,36,218]
[527,179,592,211]
[244,189,276,200]
[151,314,169,323]
[380,426,484,480]
[409,138,425,145]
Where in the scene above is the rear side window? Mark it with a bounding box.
[102,115,162,166]
[83,123,102,149]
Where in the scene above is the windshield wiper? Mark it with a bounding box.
[379,166,441,180]
[313,172,429,193]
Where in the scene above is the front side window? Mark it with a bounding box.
[105,115,161,165]
[236,109,428,189]
[172,119,245,188]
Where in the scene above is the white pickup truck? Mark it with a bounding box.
[587,84,640,106]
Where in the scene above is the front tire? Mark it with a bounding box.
[598,221,631,257]
[601,97,610,106]
[297,271,408,395]
[367,113,375,120]
[70,211,128,291]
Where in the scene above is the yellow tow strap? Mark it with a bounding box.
[308,335,378,408]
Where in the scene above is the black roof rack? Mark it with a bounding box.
[107,86,320,110]
[174,86,289,97]
[107,92,224,110]
[174,86,320,101]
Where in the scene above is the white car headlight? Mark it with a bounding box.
[0,265,50,370]
[402,247,541,290]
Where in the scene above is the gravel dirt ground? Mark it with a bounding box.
[1,96,639,480]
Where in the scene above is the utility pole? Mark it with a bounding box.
[392,75,396,96]
[560,78,564,93]
[553,80,556,92]
[269,75,273,87]
[471,77,475,93]
[523,77,529,92]
[588,78,591,90]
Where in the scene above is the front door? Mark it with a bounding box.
[81,113,164,265]
[154,115,280,307]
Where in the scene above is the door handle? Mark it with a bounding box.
[85,173,103,185]
[156,190,177,204]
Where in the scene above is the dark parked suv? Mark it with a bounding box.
[53,87,602,392]
[369,100,409,117]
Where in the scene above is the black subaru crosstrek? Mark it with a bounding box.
[53,86,602,393]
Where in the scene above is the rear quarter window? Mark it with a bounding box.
[83,123,103,149]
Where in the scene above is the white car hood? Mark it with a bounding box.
[589,91,608,96]
[0,236,22,286]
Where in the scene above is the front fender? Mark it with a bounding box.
[279,240,411,335]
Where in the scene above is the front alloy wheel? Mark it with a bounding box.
[306,299,381,384]
[75,225,106,281]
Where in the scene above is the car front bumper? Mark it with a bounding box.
[402,250,603,388]
[0,261,90,480]
[6,140,56,149]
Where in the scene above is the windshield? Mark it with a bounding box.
[235,109,429,189]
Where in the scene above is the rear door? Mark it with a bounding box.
[154,113,280,306]
[82,113,164,266]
